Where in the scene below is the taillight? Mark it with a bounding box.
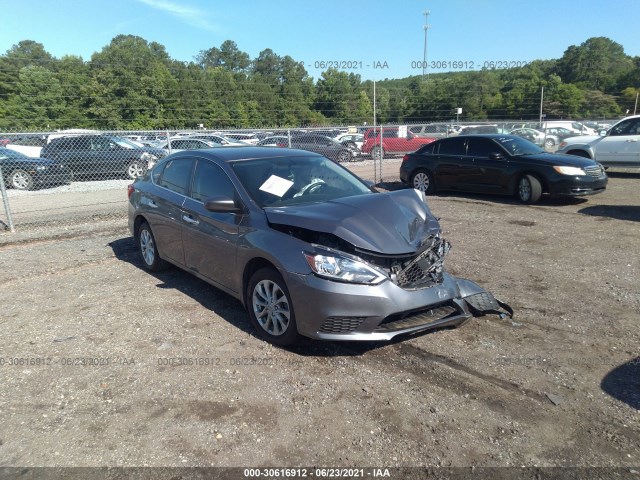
[402,154,409,162]
[276,142,287,148]
[127,184,135,199]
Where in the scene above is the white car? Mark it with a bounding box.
[216,132,259,144]
[335,133,364,150]
[158,138,218,153]
[556,115,640,167]
[188,134,247,147]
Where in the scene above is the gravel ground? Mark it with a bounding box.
[0,163,638,476]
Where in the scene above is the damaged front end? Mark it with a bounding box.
[272,222,513,339]
[265,189,512,340]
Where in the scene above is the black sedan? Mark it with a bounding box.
[0,148,72,190]
[399,135,607,204]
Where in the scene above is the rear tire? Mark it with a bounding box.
[411,169,434,194]
[137,222,169,272]
[517,175,542,204]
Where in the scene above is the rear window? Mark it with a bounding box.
[438,138,466,155]
[159,158,194,195]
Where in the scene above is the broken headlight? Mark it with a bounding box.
[304,248,386,285]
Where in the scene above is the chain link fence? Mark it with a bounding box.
[0,119,614,238]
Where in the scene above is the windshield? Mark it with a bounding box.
[0,149,28,160]
[231,156,373,208]
[495,136,544,156]
[110,136,139,149]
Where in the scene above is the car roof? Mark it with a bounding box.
[446,134,513,139]
[167,146,324,163]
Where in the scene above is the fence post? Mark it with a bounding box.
[0,166,16,233]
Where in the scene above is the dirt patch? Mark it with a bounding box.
[0,171,638,470]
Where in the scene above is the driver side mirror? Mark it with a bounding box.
[204,195,245,214]
[599,129,608,136]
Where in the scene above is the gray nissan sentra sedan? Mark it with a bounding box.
[128,147,511,345]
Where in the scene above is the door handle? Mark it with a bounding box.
[182,215,199,225]
[626,139,638,142]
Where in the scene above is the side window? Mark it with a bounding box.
[151,161,166,184]
[466,138,497,157]
[71,136,90,150]
[416,142,435,155]
[191,160,236,203]
[91,137,111,151]
[438,138,466,155]
[159,158,194,195]
[382,130,398,138]
[610,118,640,136]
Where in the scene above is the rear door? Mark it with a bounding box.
[433,137,468,188]
[146,157,194,265]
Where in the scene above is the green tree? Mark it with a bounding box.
[556,37,633,92]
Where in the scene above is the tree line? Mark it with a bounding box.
[0,35,638,131]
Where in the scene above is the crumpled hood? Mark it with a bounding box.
[264,189,441,255]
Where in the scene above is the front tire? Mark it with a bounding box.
[517,175,542,204]
[371,145,384,159]
[10,169,34,190]
[246,268,299,346]
[127,161,146,179]
[137,222,168,272]
[411,169,434,194]
[544,138,555,148]
[336,149,350,163]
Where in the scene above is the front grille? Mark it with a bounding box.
[375,302,459,332]
[584,165,604,177]
[393,236,450,289]
[318,316,367,334]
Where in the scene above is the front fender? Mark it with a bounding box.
[557,144,595,158]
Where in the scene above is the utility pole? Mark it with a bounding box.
[422,10,430,81]
[634,91,638,115]
[539,86,544,125]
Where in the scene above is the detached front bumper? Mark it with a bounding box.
[285,271,511,341]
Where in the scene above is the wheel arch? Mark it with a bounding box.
[509,170,549,195]
[565,148,592,159]
[241,257,280,308]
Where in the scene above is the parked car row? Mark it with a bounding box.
[0,116,635,191]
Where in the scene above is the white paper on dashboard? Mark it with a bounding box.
[259,175,294,197]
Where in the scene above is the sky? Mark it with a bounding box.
[1,0,639,81]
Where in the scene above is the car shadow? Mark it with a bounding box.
[601,357,640,410]
[604,170,640,179]
[108,236,257,339]
[579,205,640,222]
[377,181,589,206]
[108,235,451,357]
